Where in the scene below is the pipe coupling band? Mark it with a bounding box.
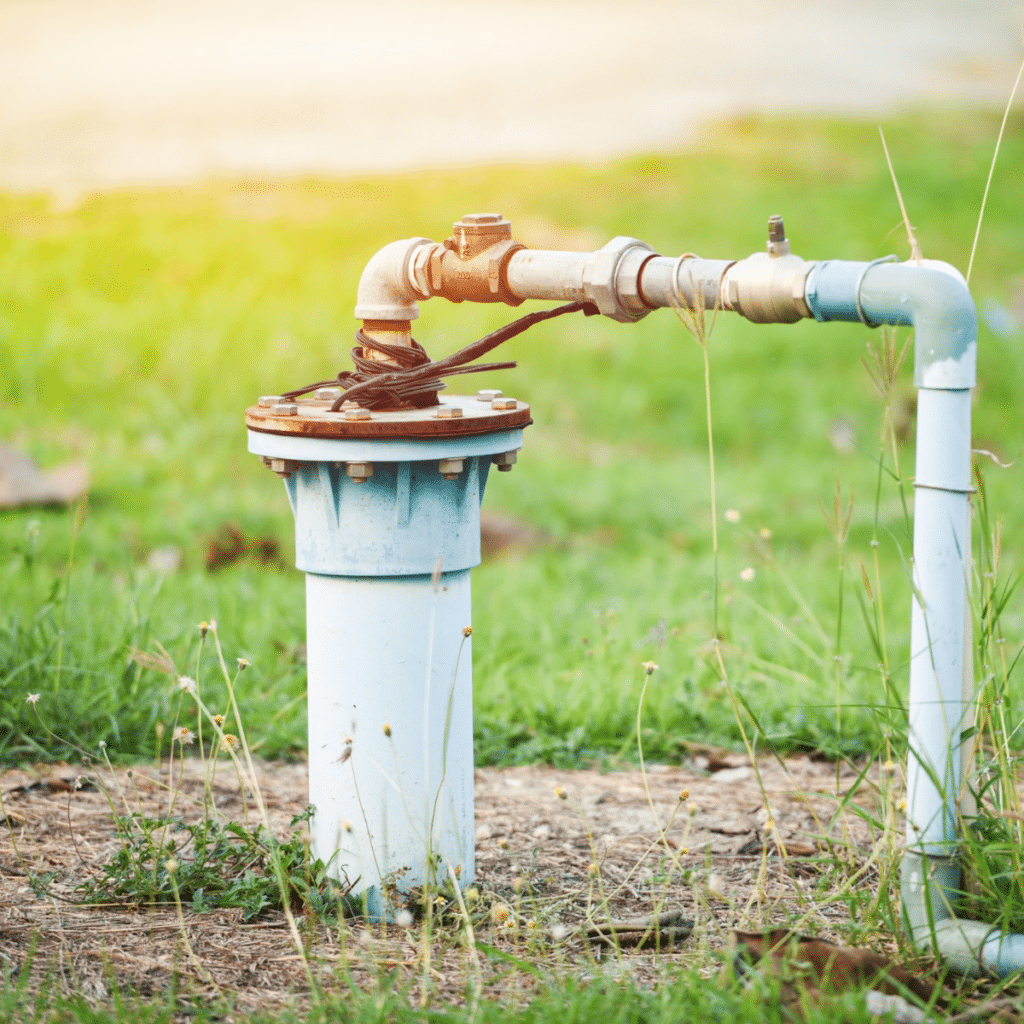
[854,255,900,328]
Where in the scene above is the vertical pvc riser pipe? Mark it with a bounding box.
[806,259,1024,976]
[246,429,524,919]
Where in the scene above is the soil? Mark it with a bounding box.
[0,753,896,1013]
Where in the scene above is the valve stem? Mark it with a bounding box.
[767,215,790,258]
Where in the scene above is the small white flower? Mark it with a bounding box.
[26,693,41,705]
[172,727,196,745]
[758,527,772,541]
[395,909,414,928]
[236,657,249,671]
[551,923,569,941]
[739,567,755,582]
[642,660,659,675]
[725,509,741,523]
[177,676,196,695]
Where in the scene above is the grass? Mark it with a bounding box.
[2,109,1021,767]
[1,107,1024,1019]
[0,965,899,1024]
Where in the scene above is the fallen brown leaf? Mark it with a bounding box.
[734,928,936,1003]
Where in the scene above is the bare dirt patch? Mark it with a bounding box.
[0,755,894,1012]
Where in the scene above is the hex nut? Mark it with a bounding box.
[491,397,518,410]
[439,458,464,480]
[436,405,464,419]
[269,458,299,478]
[258,395,282,407]
[582,237,655,323]
[492,450,518,472]
[314,387,343,401]
[345,462,374,483]
[345,407,372,421]
[477,389,503,402]
[272,403,299,416]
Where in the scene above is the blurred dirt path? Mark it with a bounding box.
[0,0,1021,195]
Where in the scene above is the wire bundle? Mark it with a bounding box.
[282,301,597,412]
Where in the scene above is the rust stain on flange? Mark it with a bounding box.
[245,396,532,440]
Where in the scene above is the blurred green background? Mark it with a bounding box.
[1,110,1021,766]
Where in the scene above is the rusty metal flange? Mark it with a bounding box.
[245,393,531,441]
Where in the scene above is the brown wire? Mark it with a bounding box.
[281,300,598,411]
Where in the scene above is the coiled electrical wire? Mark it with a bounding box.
[281,300,598,411]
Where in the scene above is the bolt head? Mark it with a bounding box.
[438,458,464,479]
[272,403,299,416]
[258,395,283,407]
[477,389,503,402]
[491,397,518,410]
[436,405,464,419]
[492,450,518,467]
[268,458,298,478]
[345,462,374,482]
[314,387,343,401]
[345,407,371,421]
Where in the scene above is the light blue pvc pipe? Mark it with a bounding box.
[807,257,1024,977]
[248,419,523,918]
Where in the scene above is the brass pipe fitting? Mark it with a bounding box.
[411,213,527,306]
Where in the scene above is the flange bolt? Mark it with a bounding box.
[491,397,518,410]
[439,458,464,481]
[477,389,503,402]
[492,451,518,473]
[345,462,373,484]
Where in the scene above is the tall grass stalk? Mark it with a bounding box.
[967,48,1024,283]
[669,261,721,638]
